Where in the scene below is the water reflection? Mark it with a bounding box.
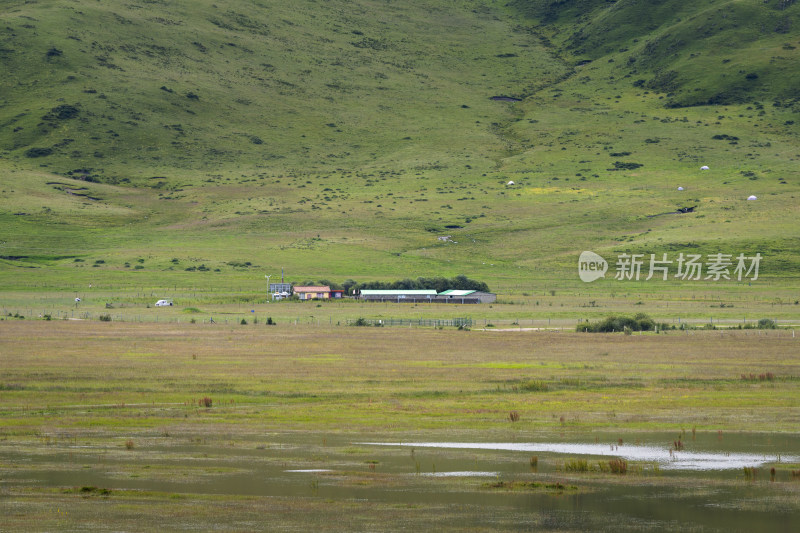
[361,441,796,470]
[418,471,499,477]
[2,432,799,531]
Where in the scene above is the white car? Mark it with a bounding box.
[155,299,173,307]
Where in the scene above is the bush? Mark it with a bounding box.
[577,313,655,333]
[757,318,777,329]
[611,161,643,170]
[24,147,53,158]
[98,314,112,322]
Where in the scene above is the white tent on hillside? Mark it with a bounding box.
[700,165,710,170]
[747,195,757,201]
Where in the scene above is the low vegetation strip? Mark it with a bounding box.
[1,321,798,433]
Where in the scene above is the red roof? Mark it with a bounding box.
[293,286,331,293]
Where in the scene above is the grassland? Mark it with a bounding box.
[2,321,798,434]
[1,321,799,530]
[0,0,798,303]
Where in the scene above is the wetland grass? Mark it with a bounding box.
[1,321,799,531]
[565,459,589,472]
[609,458,628,475]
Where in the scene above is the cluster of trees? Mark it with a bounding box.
[298,275,490,295]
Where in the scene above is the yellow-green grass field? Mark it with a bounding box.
[2,321,800,530]
[2,321,799,433]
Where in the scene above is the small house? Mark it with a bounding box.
[293,286,331,300]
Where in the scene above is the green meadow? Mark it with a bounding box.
[1,1,800,529]
[0,0,798,304]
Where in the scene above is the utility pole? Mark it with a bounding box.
[265,274,272,300]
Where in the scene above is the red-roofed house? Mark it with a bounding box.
[293,286,331,300]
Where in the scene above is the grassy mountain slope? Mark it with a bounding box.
[512,0,800,107]
[1,0,564,180]
[1,0,798,295]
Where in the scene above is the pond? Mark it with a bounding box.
[361,440,797,471]
[2,431,799,531]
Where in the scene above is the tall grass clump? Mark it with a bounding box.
[565,459,589,472]
[609,458,627,474]
[514,380,549,392]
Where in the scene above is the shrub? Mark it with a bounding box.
[44,104,79,120]
[612,161,643,170]
[577,313,655,333]
[199,397,212,408]
[758,318,777,329]
[508,411,520,422]
[98,314,111,322]
[24,147,53,158]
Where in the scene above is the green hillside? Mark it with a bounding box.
[1,0,798,296]
[512,0,800,107]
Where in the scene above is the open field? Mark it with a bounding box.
[1,321,800,530]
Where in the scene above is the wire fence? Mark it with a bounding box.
[3,308,799,333]
[346,317,473,327]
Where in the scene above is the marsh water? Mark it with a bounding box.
[2,431,799,531]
